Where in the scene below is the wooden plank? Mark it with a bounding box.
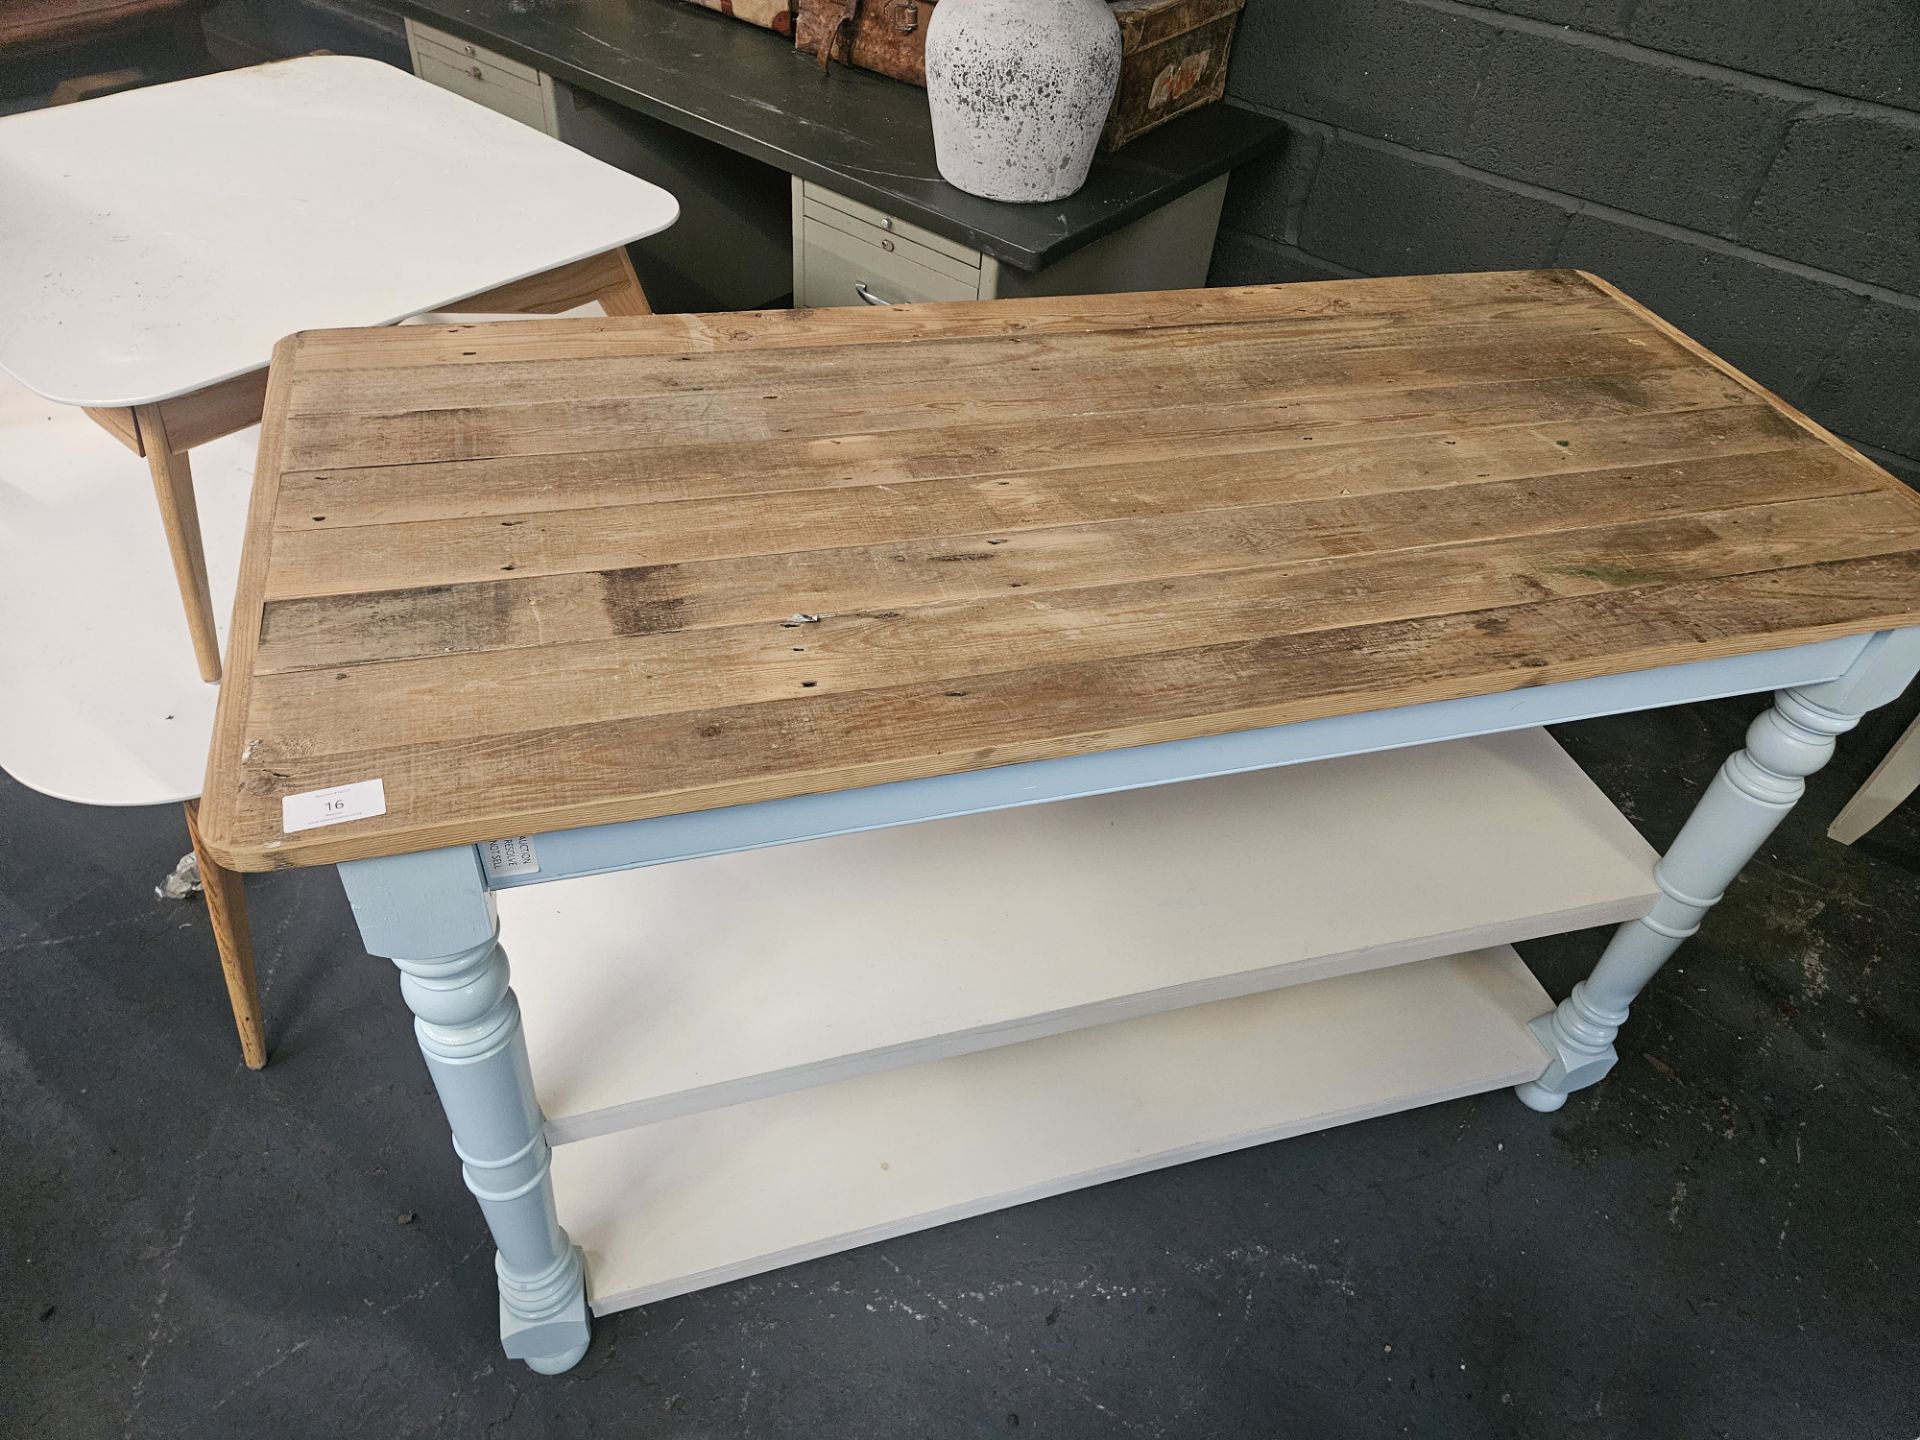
[274,365,1749,532]
[251,452,1886,673]
[279,290,1645,417]
[89,369,270,456]
[1574,271,1905,494]
[287,268,1607,371]
[278,325,1685,472]
[545,945,1553,1314]
[197,274,1920,871]
[152,367,270,453]
[246,490,1916,749]
[206,553,1920,869]
[202,333,303,845]
[262,406,1804,599]
[444,247,647,318]
[507,729,1651,1140]
[83,405,143,454]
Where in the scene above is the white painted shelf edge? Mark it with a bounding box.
[552,944,1552,1315]
[507,729,1655,1142]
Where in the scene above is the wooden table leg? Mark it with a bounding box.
[1518,630,1920,1111]
[445,245,653,318]
[596,246,653,317]
[133,404,221,683]
[340,846,591,1373]
[184,799,267,1069]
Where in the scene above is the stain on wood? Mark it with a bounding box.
[599,568,688,636]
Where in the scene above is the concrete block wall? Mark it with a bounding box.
[1213,0,1920,481]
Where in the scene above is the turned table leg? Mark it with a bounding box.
[1519,629,1920,1112]
[339,847,590,1374]
[182,800,266,1069]
[132,404,221,683]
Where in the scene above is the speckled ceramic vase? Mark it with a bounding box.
[924,0,1123,203]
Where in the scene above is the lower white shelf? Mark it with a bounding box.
[553,945,1552,1315]
[507,728,1653,1142]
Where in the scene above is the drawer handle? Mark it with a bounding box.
[853,281,897,307]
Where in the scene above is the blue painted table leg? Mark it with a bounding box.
[1519,628,1920,1112]
[339,846,590,1374]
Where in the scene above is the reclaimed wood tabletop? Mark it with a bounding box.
[198,269,1920,870]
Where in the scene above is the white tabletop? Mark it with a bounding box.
[0,57,678,408]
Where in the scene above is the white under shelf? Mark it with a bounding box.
[552,944,1553,1315]
[506,729,1654,1142]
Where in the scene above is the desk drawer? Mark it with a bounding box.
[406,19,558,135]
[800,181,981,270]
[414,52,551,131]
[803,200,978,285]
[412,33,544,101]
[797,213,980,307]
[405,17,541,85]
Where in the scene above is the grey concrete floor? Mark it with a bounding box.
[4,693,1919,1439]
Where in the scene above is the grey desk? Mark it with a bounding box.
[380,0,1284,310]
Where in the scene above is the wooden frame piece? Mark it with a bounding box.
[445,246,653,318]
[85,366,274,459]
[81,403,143,452]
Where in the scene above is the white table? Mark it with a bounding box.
[0,55,678,681]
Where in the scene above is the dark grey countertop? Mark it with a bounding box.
[378,0,1283,271]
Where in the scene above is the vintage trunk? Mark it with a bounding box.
[796,0,934,83]
[1102,0,1245,150]
[795,0,1242,150]
[679,0,797,35]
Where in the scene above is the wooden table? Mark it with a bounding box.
[199,270,1920,1374]
[0,55,676,682]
